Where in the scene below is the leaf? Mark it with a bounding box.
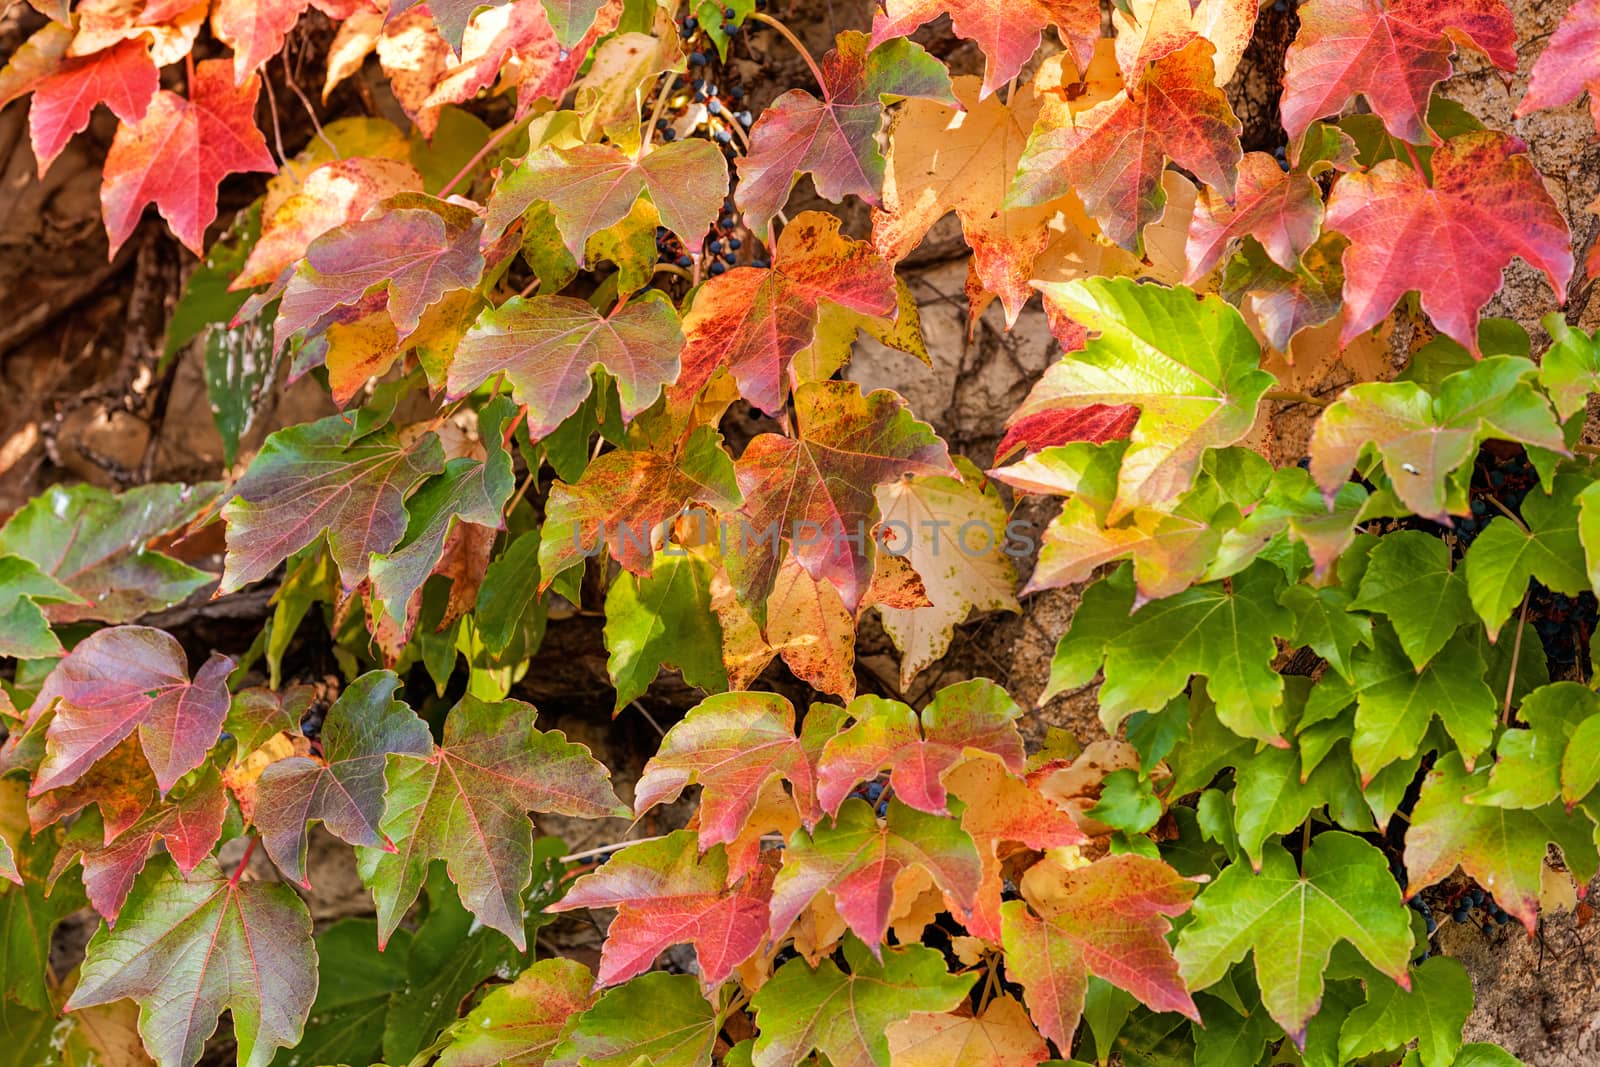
[0,780,89,1013]
[1403,753,1598,931]
[255,671,432,885]
[1347,624,1495,781]
[1281,585,1372,682]
[870,0,1095,98]
[1538,315,1600,421]
[1175,831,1414,1045]
[633,691,818,847]
[68,857,317,1067]
[1009,39,1241,253]
[539,425,741,579]
[220,414,447,594]
[1001,855,1198,1048]
[212,0,314,83]
[677,211,898,416]
[487,139,727,257]
[0,26,159,175]
[769,797,982,948]
[552,831,770,989]
[275,201,486,348]
[550,972,717,1067]
[751,940,976,1067]
[873,463,1021,687]
[1185,152,1325,283]
[1112,0,1259,88]
[1324,131,1572,353]
[817,681,1026,816]
[1009,278,1273,520]
[1338,955,1472,1067]
[447,291,683,440]
[436,957,593,1067]
[0,555,80,658]
[1464,478,1587,640]
[604,546,728,709]
[885,995,1051,1067]
[760,557,862,699]
[100,59,275,255]
[1350,530,1470,669]
[280,918,412,1067]
[1282,0,1516,144]
[1221,232,1348,351]
[0,482,220,625]
[360,694,627,949]
[1517,0,1600,131]
[726,380,954,613]
[31,626,233,795]
[994,407,1139,465]
[736,31,956,236]
[1309,357,1567,521]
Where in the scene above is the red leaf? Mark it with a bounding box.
[1325,131,1572,353]
[213,0,311,82]
[1008,38,1241,253]
[553,832,771,989]
[816,680,1027,816]
[30,626,234,795]
[1282,0,1516,145]
[1517,0,1600,133]
[676,211,897,414]
[1184,152,1325,283]
[993,406,1138,465]
[736,31,955,236]
[869,0,1099,98]
[0,25,159,175]
[99,59,275,256]
[27,733,157,840]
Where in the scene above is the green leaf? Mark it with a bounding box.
[0,555,77,659]
[1175,831,1414,1044]
[1348,624,1496,781]
[474,526,548,658]
[0,799,87,1014]
[1537,314,1600,421]
[1337,956,1472,1067]
[1011,278,1273,520]
[1464,476,1587,639]
[751,940,976,1067]
[436,957,593,1067]
[164,202,260,360]
[1088,769,1162,834]
[1280,584,1371,682]
[1563,713,1600,807]
[271,918,412,1067]
[204,313,280,467]
[1232,743,1361,865]
[1350,531,1470,669]
[1472,682,1599,809]
[551,972,717,1067]
[603,546,728,710]
[68,857,316,1067]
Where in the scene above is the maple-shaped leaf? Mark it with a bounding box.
[1338,955,1474,1067]
[1221,231,1348,351]
[1404,753,1599,931]
[1001,854,1198,1048]
[1047,562,1293,743]
[1325,132,1571,353]
[1185,152,1326,283]
[550,972,717,1067]
[817,681,1026,816]
[727,380,953,613]
[436,956,593,1067]
[234,156,424,290]
[24,731,158,840]
[254,671,432,885]
[604,546,729,709]
[220,414,447,594]
[885,995,1050,1067]
[1009,39,1241,253]
[31,626,233,795]
[736,31,955,236]
[1518,0,1600,130]
[212,0,326,83]
[447,292,683,440]
[995,406,1140,465]
[68,856,317,1067]
[275,201,486,348]
[487,140,727,257]
[1112,0,1260,88]
[538,425,741,579]
[100,59,275,256]
[1176,831,1414,1045]
[1468,682,1599,810]
[1538,314,1600,422]
[361,694,627,950]
[0,481,220,625]
[874,462,1021,688]
[633,690,819,846]
[1347,624,1496,782]
[1464,475,1587,640]
[54,764,228,923]
[552,830,770,989]
[1349,530,1470,669]
[1282,0,1516,145]
[1009,278,1273,520]
[0,25,159,175]
[0,780,89,1014]
[1309,356,1567,521]
[751,940,976,1067]
[676,211,897,415]
[768,797,982,948]
[869,0,1097,98]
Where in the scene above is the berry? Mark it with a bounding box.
[662,127,677,141]
[689,50,708,66]
[710,260,727,275]
[722,252,737,264]
[727,237,742,250]
[676,254,693,268]
[730,86,745,101]
[708,99,723,116]
[725,6,735,15]
[683,15,698,30]
[715,129,732,144]
[752,258,770,268]
[737,110,753,127]
[723,21,737,33]
[708,239,723,253]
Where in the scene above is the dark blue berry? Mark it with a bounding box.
[1452,907,1470,922]
[676,254,693,268]
[752,258,770,268]
[689,50,708,66]
[731,86,745,100]
[663,127,677,141]
[708,239,723,253]
[725,6,735,15]
[723,21,737,33]
[710,260,726,275]
[728,237,742,250]
[683,15,698,29]
[1482,922,1496,936]
[737,110,753,127]
[708,99,723,116]
[715,129,732,144]
[722,252,737,264]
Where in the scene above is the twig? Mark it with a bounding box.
[1503,595,1530,725]
[1265,389,1331,408]
[749,12,826,88]
[438,113,535,198]
[283,50,338,158]
[629,700,667,736]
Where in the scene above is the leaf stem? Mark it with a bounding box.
[1485,494,1530,533]
[1402,140,1428,182]
[230,837,258,887]
[654,262,695,283]
[1503,594,1530,725]
[438,112,535,199]
[559,834,668,864]
[750,13,826,89]
[644,72,676,151]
